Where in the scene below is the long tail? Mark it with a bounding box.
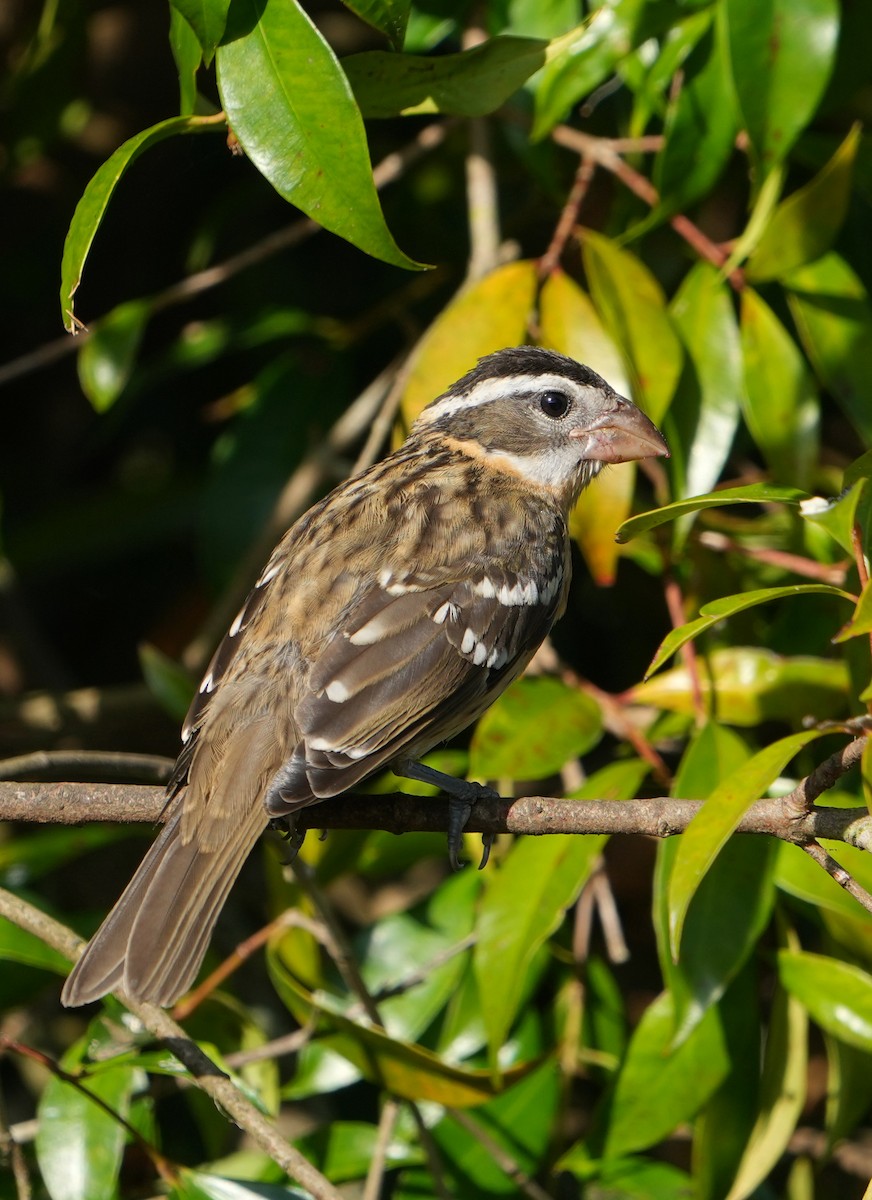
[61,798,269,1007]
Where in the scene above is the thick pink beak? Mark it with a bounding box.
[570,398,669,464]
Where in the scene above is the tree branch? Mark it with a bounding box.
[2,779,871,849]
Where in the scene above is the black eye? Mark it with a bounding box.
[539,390,570,419]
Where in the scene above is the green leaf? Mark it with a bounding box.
[342,0,410,50]
[667,729,828,959]
[786,252,872,444]
[0,913,70,973]
[725,936,807,1200]
[170,0,231,61]
[646,585,854,677]
[215,0,420,271]
[635,647,850,725]
[77,299,150,412]
[779,950,872,1052]
[833,577,872,643]
[798,477,872,557]
[474,832,604,1071]
[532,1,667,139]
[36,1050,139,1200]
[749,123,861,282]
[580,228,683,426]
[720,0,840,172]
[170,6,203,111]
[669,263,744,527]
[740,288,819,487]
[297,1119,419,1183]
[469,676,603,782]
[345,36,549,118]
[617,483,808,543]
[602,990,730,1159]
[652,18,737,217]
[139,642,195,722]
[173,1170,309,1199]
[775,840,872,921]
[60,114,222,330]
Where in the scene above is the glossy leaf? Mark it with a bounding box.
[799,477,872,557]
[580,228,683,425]
[396,260,537,433]
[833,577,872,643]
[169,6,203,110]
[77,299,150,412]
[652,18,737,217]
[667,729,827,958]
[60,114,221,330]
[634,646,850,725]
[823,1034,872,1153]
[669,263,743,522]
[654,724,775,1043]
[602,990,729,1159]
[617,483,808,543]
[172,1171,308,1199]
[0,913,70,973]
[720,0,840,172]
[740,287,819,487]
[170,0,231,61]
[36,1052,139,1200]
[725,936,807,1200]
[786,253,872,443]
[539,270,636,584]
[646,584,854,677]
[749,124,861,282]
[469,676,603,782]
[779,951,872,1052]
[474,832,604,1071]
[343,0,410,49]
[532,0,667,139]
[774,840,872,922]
[346,36,549,117]
[297,1118,419,1183]
[216,0,419,271]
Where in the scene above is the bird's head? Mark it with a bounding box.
[412,346,669,510]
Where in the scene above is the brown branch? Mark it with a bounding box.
[4,779,870,848]
[0,887,344,1200]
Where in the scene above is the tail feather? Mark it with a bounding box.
[62,799,269,1007]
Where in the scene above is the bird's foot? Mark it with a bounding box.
[393,758,497,870]
[270,816,306,863]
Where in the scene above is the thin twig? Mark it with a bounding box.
[801,841,872,916]
[0,887,345,1200]
[663,572,706,726]
[0,750,173,783]
[363,1097,401,1200]
[539,154,596,278]
[781,736,867,816]
[445,1107,553,1200]
[462,23,501,282]
[223,1024,313,1070]
[697,531,850,585]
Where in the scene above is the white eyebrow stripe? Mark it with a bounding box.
[415,373,595,425]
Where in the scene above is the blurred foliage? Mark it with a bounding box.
[2,0,872,1196]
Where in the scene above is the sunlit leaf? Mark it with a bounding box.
[667,729,827,958]
[786,252,872,443]
[725,926,807,1200]
[469,676,603,782]
[833,577,872,643]
[216,0,420,270]
[580,228,683,425]
[169,6,203,110]
[60,114,222,329]
[343,0,410,49]
[799,478,872,557]
[346,36,549,117]
[720,0,840,173]
[779,950,872,1053]
[617,484,808,543]
[170,0,231,61]
[603,990,729,1159]
[740,288,819,487]
[749,124,861,281]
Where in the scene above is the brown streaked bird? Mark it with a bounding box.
[62,346,668,1007]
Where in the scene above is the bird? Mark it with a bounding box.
[62,345,668,1007]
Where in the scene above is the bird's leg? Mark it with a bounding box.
[392,759,497,870]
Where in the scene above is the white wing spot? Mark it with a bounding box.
[256,563,281,588]
[461,628,476,655]
[473,640,488,666]
[229,609,245,637]
[474,577,497,599]
[325,680,350,703]
[487,647,508,670]
[433,600,459,625]
[199,672,214,695]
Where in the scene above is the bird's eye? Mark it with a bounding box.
[539,390,570,419]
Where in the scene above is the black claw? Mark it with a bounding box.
[447,795,473,871]
[478,833,494,871]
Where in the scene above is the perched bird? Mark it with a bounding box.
[62,346,668,1007]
